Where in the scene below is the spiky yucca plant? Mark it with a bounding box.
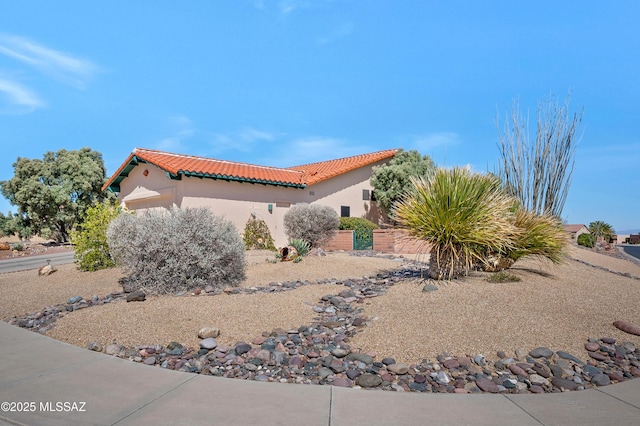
[510,208,566,264]
[394,167,519,280]
[482,208,567,271]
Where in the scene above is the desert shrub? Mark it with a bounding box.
[243,216,276,250]
[577,233,595,248]
[339,217,379,239]
[71,201,121,271]
[107,206,246,294]
[394,168,519,280]
[395,167,568,279]
[10,242,24,251]
[288,238,310,257]
[283,203,339,248]
[508,208,566,264]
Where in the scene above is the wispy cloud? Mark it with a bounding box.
[317,22,354,45]
[154,115,196,152]
[0,33,99,89]
[211,127,277,153]
[209,129,372,167]
[411,132,461,151]
[279,0,310,14]
[263,136,370,167]
[0,78,45,113]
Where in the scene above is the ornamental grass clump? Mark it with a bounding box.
[394,167,568,280]
[394,167,519,280]
[107,207,246,294]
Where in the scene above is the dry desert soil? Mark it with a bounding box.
[2,248,640,365]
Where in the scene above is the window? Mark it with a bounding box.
[362,189,370,200]
[341,206,350,217]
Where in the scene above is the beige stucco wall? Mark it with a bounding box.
[116,159,389,247]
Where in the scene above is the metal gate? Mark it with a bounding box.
[352,230,373,250]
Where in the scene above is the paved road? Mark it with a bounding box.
[0,251,74,273]
[620,244,640,260]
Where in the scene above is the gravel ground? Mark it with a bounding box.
[3,248,640,366]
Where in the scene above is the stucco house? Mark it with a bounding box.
[103,148,398,247]
[563,224,590,241]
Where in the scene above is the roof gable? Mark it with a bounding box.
[564,224,589,233]
[289,149,398,185]
[103,148,398,193]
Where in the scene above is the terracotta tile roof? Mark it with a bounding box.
[289,149,398,185]
[103,148,398,192]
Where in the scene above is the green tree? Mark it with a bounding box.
[497,94,583,217]
[370,149,436,216]
[0,212,9,237]
[70,201,121,271]
[0,212,33,240]
[588,220,615,241]
[0,148,112,242]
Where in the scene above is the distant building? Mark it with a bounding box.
[564,224,590,241]
[616,234,630,244]
[630,235,640,244]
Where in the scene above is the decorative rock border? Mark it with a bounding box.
[5,255,640,394]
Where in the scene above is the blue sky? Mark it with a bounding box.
[0,1,638,233]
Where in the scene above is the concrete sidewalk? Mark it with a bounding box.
[1,322,640,425]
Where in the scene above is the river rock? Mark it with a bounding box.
[198,327,220,339]
[556,351,584,365]
[332,377,351,387]
[508,364,528,378]
[67,295,82,304]
[552,377,579,391]
[387,363,410,375]
[199,338,217,350]
[613,320,640,336]
[529,347,553,358]
[126,290,146,302]
[87,342,102,352]
[475,378,499,393]
[347,353,374,365]
[591,374,611,386]
[356,374,382,388]
[105,344,122,355]
[584,342,600,352]
[234,342,252,355]
[529,374,549,386]
[422,284,438,292]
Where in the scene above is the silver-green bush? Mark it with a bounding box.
[283,203,339,248]
[107,207,246,294]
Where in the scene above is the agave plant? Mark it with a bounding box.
[393,167,519,280]
[288,238,311,257]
